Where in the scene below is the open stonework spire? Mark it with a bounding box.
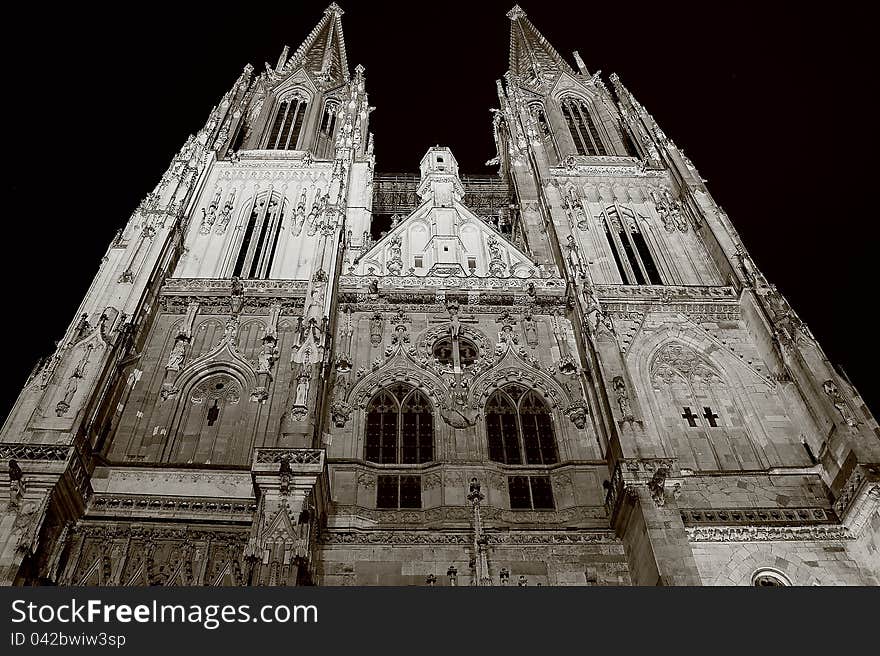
[506,5,574,81]
[281,2,350,86]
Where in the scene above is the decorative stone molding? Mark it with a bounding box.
[0,444,72,461]
[331,504,606,526]
[88,494,257,520]
[681,507,835,526]
[253,448,324,469]
[322,529,618,545]
[686,525,854,543]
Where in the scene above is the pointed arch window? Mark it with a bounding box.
[320,101,339,136]
[602,205,662,285]
[486,385,558,465]
[561,97,607,156]
[528,102,551,139]
[266,93,308,150]
[232,192,285,279]
[365,383,434,464]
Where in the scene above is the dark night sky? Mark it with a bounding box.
[1,1,876,422]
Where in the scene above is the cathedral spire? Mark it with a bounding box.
[281,2,350,86]
[506,5,574,82]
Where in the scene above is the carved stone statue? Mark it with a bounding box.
[369,313,384,347]
[257,338,278,374]
[823,380,857,427]
[612,375,634,422]
[293,372,311,408]
[8,459,24,510]
[523,308,539,347]
[166,336,188,371]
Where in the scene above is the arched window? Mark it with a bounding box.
[486,385,558,465]
[560,97,607,156]
[232,192,285,279]
[365,384,434,464]
[432,337,479,369]
[602,205,662,285]
[266,93,308,150]
[528,103,551,139]
[170,373,243,465]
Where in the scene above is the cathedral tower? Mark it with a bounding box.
[1,4,876,586]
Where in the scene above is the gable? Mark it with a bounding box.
[354,199,539,279]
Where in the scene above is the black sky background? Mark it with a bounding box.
[1,1,876,422]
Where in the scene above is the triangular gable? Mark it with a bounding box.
[355,198,540,279]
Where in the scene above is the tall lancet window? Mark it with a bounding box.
[561,97,607,156]
[233,192,285,279]
[602,205,663,285]
[365,383,434,464]
[266,93,308,150]
[320,101,339,136]
[486,385,558,465]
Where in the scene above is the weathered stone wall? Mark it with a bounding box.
[317,533,631,586]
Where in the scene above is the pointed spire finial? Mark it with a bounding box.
[325,2,344,16]
[507,4,526,20]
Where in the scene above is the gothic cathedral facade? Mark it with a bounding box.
[2,4,878,586]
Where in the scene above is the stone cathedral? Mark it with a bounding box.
[1,4,878,587]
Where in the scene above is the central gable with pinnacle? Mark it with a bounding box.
[354,147,544,280]
[276,3,350,89]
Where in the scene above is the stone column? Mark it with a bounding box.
[245,448,327,586]
[606,458,700,586]
[0,445,89,586]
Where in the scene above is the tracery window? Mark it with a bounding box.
[232,192,285,279]
[560,97,607,156]
[365,384,433,464]
[602,205,662,285]
[432,337,478,369]
[486,385,558,465]
[265,93,308,150]
[170,374,243,465]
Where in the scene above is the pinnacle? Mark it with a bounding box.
[507,4,526,20]
[325,2,344,16]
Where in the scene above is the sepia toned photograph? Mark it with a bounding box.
[0,0,876,614]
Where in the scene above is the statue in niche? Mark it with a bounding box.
[166,336,188,370]
[523,308,539,347]
[293,372,310,408]
[257,338,278,374]
[823,380,857,427]
[330,376,353,428]
[369,313,384,347]
[612,376,634,422]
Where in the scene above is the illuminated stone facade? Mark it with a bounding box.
[1,4,877,586]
